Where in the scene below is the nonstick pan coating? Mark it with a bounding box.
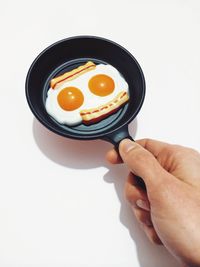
[25,36,145,146]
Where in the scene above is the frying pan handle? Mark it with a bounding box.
[103,125,133,148]
[103,126,146,190]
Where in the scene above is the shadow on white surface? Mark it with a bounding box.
[32,118,180,267]
[32,118,138,169]
[32,118,112,169]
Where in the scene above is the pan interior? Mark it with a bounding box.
[42,58,130,136]
[26,36,145,140]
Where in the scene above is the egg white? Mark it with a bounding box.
[45,64,129,126]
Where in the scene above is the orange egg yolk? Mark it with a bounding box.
[57,87,84,111]
[88,74,115,96]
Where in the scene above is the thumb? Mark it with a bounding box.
[119,139,166,187]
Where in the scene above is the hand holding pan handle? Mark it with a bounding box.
[103,126,146,190]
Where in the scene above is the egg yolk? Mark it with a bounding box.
[88,74,115,96]
[57,87,84,111]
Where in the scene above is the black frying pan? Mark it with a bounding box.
[25,36,145,148]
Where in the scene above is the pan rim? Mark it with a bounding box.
[25,35,146,140]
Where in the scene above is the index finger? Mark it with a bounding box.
[136,138,171,157]
[106,148,123,164]
[106,138,171,164]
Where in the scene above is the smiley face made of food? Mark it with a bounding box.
[45,61,129,126]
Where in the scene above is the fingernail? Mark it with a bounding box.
[136,199,150,211]
[121,139,136,153]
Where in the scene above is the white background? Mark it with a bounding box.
[0,0,200,266]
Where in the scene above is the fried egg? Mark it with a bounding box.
[45,63,129,126]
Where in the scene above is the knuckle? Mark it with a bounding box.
[168,145,186,158]
[144,138,153,146]
[170,145,199,159]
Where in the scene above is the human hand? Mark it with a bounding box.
[106,139,200,267]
